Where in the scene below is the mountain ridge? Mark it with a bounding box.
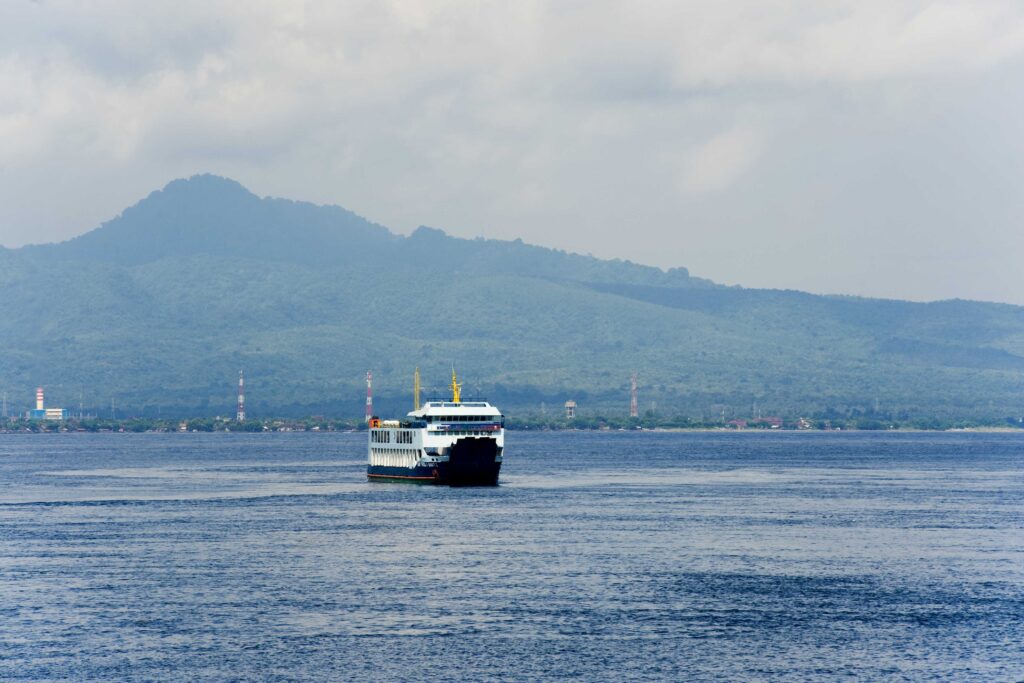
[23,174,707,289]
[2,174,1022,420]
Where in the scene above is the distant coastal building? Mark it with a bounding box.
[564,400,576,419]
[27,387,66,420]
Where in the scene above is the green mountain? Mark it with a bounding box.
[2,174,1023,421]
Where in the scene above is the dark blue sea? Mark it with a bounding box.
[1,431,1022,681]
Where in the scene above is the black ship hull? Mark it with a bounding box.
[367,437,500,486]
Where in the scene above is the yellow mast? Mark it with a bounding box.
[414,367,421,411]
[450,367,462,403]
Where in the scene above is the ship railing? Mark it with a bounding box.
[423,397,489,404]
[432,423,502,431]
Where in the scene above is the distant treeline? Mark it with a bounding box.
[0,416,361,433]
[2,414,1022,433]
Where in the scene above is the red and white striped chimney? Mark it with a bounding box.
[35,387,44,411]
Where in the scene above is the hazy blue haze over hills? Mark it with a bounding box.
[2,174,1023,420]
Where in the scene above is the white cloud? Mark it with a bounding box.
[679,127,761,194]
[0,1,1023,303]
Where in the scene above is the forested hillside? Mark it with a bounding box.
[2,174,1023,421]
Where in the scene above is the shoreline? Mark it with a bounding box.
[2,425,1022,435]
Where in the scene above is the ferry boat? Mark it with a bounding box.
[367,370,504,485]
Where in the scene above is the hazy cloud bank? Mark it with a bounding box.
[2,1,1023,303]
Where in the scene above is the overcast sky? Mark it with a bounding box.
[2,1,1024,304]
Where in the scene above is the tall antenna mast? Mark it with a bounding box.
[413,367,421,411]
[236,370,246,422]
[630,372,639,418]
[365,371,373,422]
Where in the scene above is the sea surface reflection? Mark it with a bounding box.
[1,431,1021,681]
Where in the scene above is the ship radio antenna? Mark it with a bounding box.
[236,370,246,422]
[630,372,639,418]
[365,371,373,422]
[414,367,421,411]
